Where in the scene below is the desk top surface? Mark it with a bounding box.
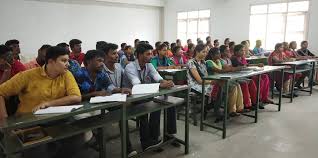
[277,59,316,65]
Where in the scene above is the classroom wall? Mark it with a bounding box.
[164,0,318,53]
[0,0,163,60]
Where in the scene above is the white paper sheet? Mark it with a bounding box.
[89,93,127,103]
[34,105,83,115]
[132,83,160,95]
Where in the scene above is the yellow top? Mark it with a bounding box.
[0,66,81,114]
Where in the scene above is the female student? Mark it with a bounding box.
[185,43,195,60]
[171,46,188,67]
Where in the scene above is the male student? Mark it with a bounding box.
[152,41,162,56]
[0,45,26,84]
[120,45,135,69]
[24,44,51,69]
[69,39,85,65]
[118,43,127,59]
[57,42,70,52]
[96,41,108,51]
[5,39,27,63]
[297,41,315,57]
[150,43,176,70]
[125,43,176,151]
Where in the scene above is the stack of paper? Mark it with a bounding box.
[89,93,127,103]
[132,83,160,95]
[34,105,83,115]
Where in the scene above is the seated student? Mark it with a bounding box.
[224,38,230,46]
[96,41,108,51]
[57,42,70,52]
[152,41,162,56]
[69,39,85,65]
[57,43,82,77]
[125,43,176,151]
[241,41,254,57]
[297,41,315,57]
[231,44,274,107]
[5,39,27,63]
[213,39,220,48]
[229,41,235,55]
[171,46,188,67]
[176,39,185,51]
[206,36,213,50]
[24,44,51,70]
[268,43,292,93]
[288,41,304,59]
[206,48,246,117]
[120,45,135,69]
[0,46,82,158]
[118,43,127,59]
[0,45,26,85]
[185,43,195,60]
[163,41,173,58]
[150,43,177,70]
[253,40,266,56]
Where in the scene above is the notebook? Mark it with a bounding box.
[132,83,160,95]
[89,93,127,103]
[34,105,83,115]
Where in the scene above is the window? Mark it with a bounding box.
[249,1,309,50]
[177,10,210,45]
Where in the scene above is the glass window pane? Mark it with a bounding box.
[251,5,268,14]
[198,33,209,42]
[249,14,267,49]
[188,11,199,19]
[267,14,285,33]
[198,19,209,33]
[177,32,187,44]
[199,10,210,18]
[286,13,305,32]
[177,20,187,33]
[285,32,304,49]
[269,3,287,13]
[288,1,309,12]
[188,20,198,33]
[177,12,187,19]
[187,33,198,43]
[266,33,284,50]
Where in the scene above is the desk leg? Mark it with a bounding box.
[121,104,127,158]
[310,62,315,95]
[222,81,229,139]
[290,65,296,103]
[98,109,107,158]
[255,75,260,123]
[271,71,275,99]
[185,88,190,154]
[163,108,167,142]
[279,69,284,111]
[200,79,205,131]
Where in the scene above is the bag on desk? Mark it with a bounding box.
[12,126,52,146]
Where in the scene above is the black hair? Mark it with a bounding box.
[241,41,248,46]
[83,50,105,66]
[187,43,195,52]
[187,39,192,43]
[0,45,11,57]
[39,44,52,51]
[158,43,167,51]
[124,45,132,50]
[275,43,283,51]
[197,40,204,45]
[120,43,127,49]
[155,41,162,48]
[163,41,170,49]
[136,43,153,58]
[224,38,230,43]
[56,42,69,48]
[219,45,228,54]
[206,47,220,60]
[96,41,107,50]
[5,39,19,47]
[45,46,69,64]
[289,41,297,49]
[134,39,140,44]
[176,39,181,43]
[234,44,244,54]
[229,41,235,48]
[301,41,308,45]
[170,43,176,50]
[194,44,207,57]
[172,46,181,55]
[214,39,219,44]
[206,36,211,41]
[101,43,118,55]
[69,39,82,49]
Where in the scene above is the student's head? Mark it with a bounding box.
[289,41,297,50]
[37,44,52,66]
[301,41,308,49]
[0,45,14,65]
[124,45,133,55]
[256,40,262,47]
[213,39,219,47]
[234,44,245,57]
[282,42,289,51]
[170,43,176,50]
[241,40,248,46]
[197,38,201,42]
[172,46,182,57]
[224,38,230,46]
[57,42,70,52]
[206,48,221,61]
[186,43,195,58]
[45,46,70,74]
[84,50,105,72]
[187,39,192,45]
[197,40,204,45]
[134,39,140,47]
[176,39,182,47]
[120,43,127,50]
[206,36,211,43]
[5,39,20,58]
[155,41,162,50]
[136,43,153,63]
[163,41,170,49]
[229,41,236,50]
[194,44,208,60]
[158,43,168,57]
[96,41,107,50]
[102,43,119,63]
[220,45,231,58]
[275,43,284,53]
[69,39,82,53]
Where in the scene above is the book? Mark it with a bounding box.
[89,93,127,103]
[12,126,52,146]
[34,105,83,115]
[132,83,160,95]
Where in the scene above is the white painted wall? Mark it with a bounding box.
[0,0,163,60]
[164,0,318,53]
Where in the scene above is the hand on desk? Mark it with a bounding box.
[33,102,50,113]
[160,80,174,89]
[120,88,132,96]
[92,90,111,97]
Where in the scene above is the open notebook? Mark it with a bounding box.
[132,83,160,95]
[34,105,83,115]
[89,93,127,103]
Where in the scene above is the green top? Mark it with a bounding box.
[151,56,174,69]
[206,59,225,75]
